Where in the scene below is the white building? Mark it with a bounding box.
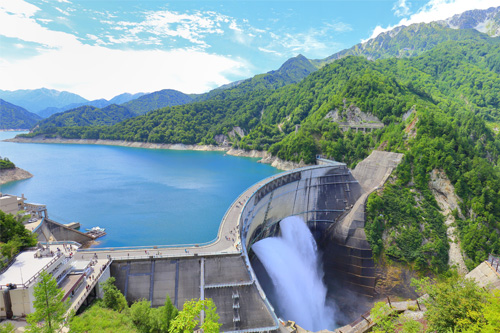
[0,243,109,319]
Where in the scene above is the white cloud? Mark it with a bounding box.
[367,0,500,40]
[37,18,52,24]
[0,4,80,48]
[0,0,39,17]
[0,0,247,99]
[0,46,246,100]
[265,22,347,58]
[258,47,282,56]
[110,9,229,48]
[393,0,411,17]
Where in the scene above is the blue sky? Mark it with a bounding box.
[0,0,498,100]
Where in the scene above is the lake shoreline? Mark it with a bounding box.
[5,137,307,171]
[0,167,33,185]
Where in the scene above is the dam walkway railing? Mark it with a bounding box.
[488,253,500,273]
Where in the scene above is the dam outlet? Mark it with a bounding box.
[252,216,336,331]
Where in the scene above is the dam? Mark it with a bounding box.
[62,151,402,331]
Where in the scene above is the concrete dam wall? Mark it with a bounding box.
[109,254,276,332]
[241,151,403,302]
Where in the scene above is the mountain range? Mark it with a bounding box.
[36,92,147,118]
[3,6,498,130]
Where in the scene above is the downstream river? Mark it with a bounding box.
[0,132,280,247]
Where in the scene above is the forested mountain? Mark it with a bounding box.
[194,54,318,102]
[32,90,188,129]
[122,89,194,115]
[108,92,146,105]
[33,104,136,131]
[38,99,110,118]
[17,7,500,274]
[0,99,41,129]
[319,22,495,63]
[0,88,87,113]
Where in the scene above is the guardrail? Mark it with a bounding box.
[40,241,82,247]
[110,251,236,262]
[488,253,500,273]
[68,258,112,314]
[77,238,218,252]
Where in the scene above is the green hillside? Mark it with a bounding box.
[33,104,136,132]
[0,99,42,129]
[194,54,318,102]
[122,89,194,115]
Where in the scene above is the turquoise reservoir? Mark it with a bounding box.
[0,132,280,247]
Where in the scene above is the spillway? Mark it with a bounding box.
[253,216,335,331]
[240,152,403,328]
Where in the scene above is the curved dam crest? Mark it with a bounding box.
[239,151,403,328]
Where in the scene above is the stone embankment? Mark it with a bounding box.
[0,167,33,185]
[6,137,307,171]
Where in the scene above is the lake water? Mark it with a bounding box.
[0,132,280,247]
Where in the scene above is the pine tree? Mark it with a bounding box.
[26,270,69,333]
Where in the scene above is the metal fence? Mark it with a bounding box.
[488,253,500,273]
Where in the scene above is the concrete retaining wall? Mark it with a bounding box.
[109,254,276,332]
[36,218,93,244]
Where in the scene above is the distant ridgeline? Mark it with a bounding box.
[17,7,500,273]
[0,99,41,130]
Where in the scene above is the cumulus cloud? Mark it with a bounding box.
[367,0,499,40]
[0,0,247,99]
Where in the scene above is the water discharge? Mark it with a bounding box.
[252,216,336,331]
